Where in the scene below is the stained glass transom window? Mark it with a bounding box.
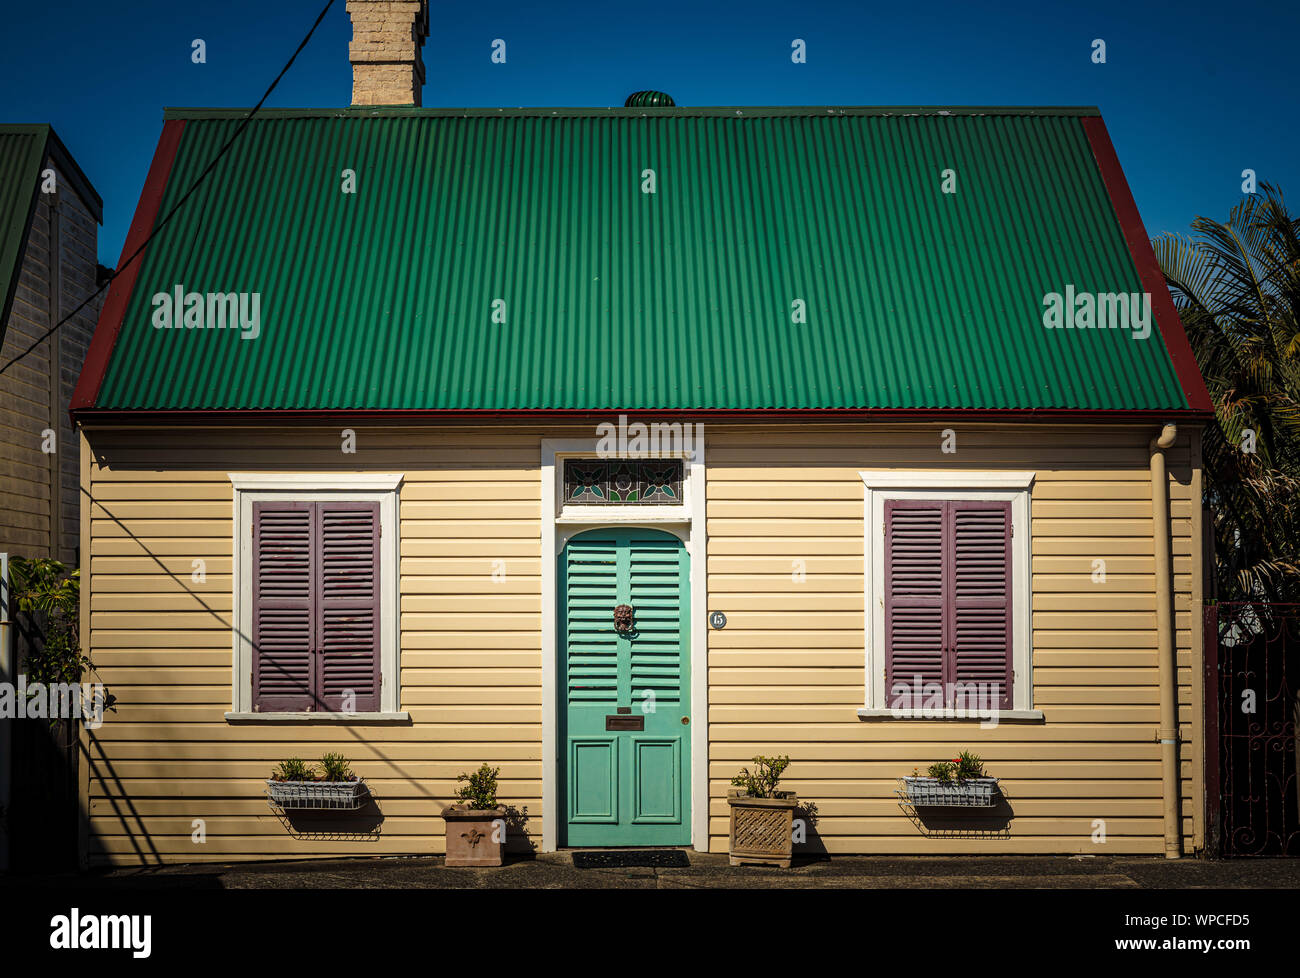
[563,458,685,505]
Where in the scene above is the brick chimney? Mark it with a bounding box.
[348,0,430,107]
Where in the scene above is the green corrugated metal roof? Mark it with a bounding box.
[0,125,49,347]
[92,106,1190,412]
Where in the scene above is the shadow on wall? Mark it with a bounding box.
[793,800,828,862]
[501,805,536,856]
[78,484,498,866]
[901,791,1016,839]
[6,590,106,873]
[271,799,386,840]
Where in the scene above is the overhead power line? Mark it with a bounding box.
[0,0,337,378]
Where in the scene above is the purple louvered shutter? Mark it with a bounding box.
[252,502,315,711]
[950,501,1013,710]
[314,502,381,712]
[884,499,946,709]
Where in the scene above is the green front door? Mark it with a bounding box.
[559,527,691,846]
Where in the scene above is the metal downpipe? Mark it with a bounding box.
[1150,423,1182,858]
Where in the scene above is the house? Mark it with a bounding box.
[0,124,103,870]
[68,1,1212,865]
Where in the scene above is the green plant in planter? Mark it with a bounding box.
[455,763,500,809]
[319,752,356,782]
[954,750,985,780]
[926,760,957,782]
[922,751,987,782]
[271,757,317,782]
[731,755,791,798]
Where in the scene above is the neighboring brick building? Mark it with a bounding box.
[0,124,103,566]
[0,124,101,872]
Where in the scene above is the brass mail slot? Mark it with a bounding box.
[605,714,644,731]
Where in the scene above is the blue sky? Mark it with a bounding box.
[2,0,1295,265]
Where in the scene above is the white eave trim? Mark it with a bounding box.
[860,470,1035,490]
[229,472,405,491]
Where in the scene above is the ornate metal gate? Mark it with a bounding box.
[1206,603,1300,856]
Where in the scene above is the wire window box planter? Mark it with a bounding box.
[899,776,999,808]
[266,779,370,811]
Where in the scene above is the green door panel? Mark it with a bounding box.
[632,739,681,822]
[569,740,618,822]
[560,527,690,846]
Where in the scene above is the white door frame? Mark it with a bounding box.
[540,436,707,852]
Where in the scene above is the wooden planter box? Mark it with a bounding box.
[442,805,507,867]
[900,776,999,808]
[727,789,798,868]
[266,779,369,810]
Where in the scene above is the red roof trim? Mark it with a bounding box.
[70,406,1213,426]
[1081,116,1213,413]
[70,119,186,414]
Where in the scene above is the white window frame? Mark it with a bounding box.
[858,471,1042,721]
[225,472,407,723]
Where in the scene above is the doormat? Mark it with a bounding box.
[571,850,691,869]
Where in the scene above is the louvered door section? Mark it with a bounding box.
[317,502,381,712]
[628,534,686,707]
[884,500,946,708]
[251,500,381,713]
[951,501,1013,709]
[252,502,314,711]
[563,536,621,705]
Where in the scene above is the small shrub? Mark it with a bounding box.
[319,752,355,782]
[954,750,985,780]
[919,750,988,782]
[271,757,316,782]
[731,755,791,798]
[926,760,957,782]
[9,557,91,688]
[455,762,500,809]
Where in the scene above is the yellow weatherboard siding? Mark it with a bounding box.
[79,424,1203,864]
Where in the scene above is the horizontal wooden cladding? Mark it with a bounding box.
[88,814,537,839]
[703,425,1202,854]
[84,437,553,864]
[83,423,1202,863]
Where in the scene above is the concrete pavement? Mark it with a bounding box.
[7,852,1299,889]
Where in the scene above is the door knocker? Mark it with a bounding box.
[613,604,636,635]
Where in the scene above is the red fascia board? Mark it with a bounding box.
[1082,116,1213,412]
[69,119,186,415]
[70,406,1213,426]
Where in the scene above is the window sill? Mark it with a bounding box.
[225,711,411,725]
[856,708,1045,723]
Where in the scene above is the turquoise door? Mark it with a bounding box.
[559,527,691,846]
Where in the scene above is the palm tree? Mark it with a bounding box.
[1153,183,1300,602]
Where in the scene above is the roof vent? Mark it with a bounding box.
[624,91,675,107]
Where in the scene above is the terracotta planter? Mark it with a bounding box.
[727,789,798,868]
[442,805,506,866]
